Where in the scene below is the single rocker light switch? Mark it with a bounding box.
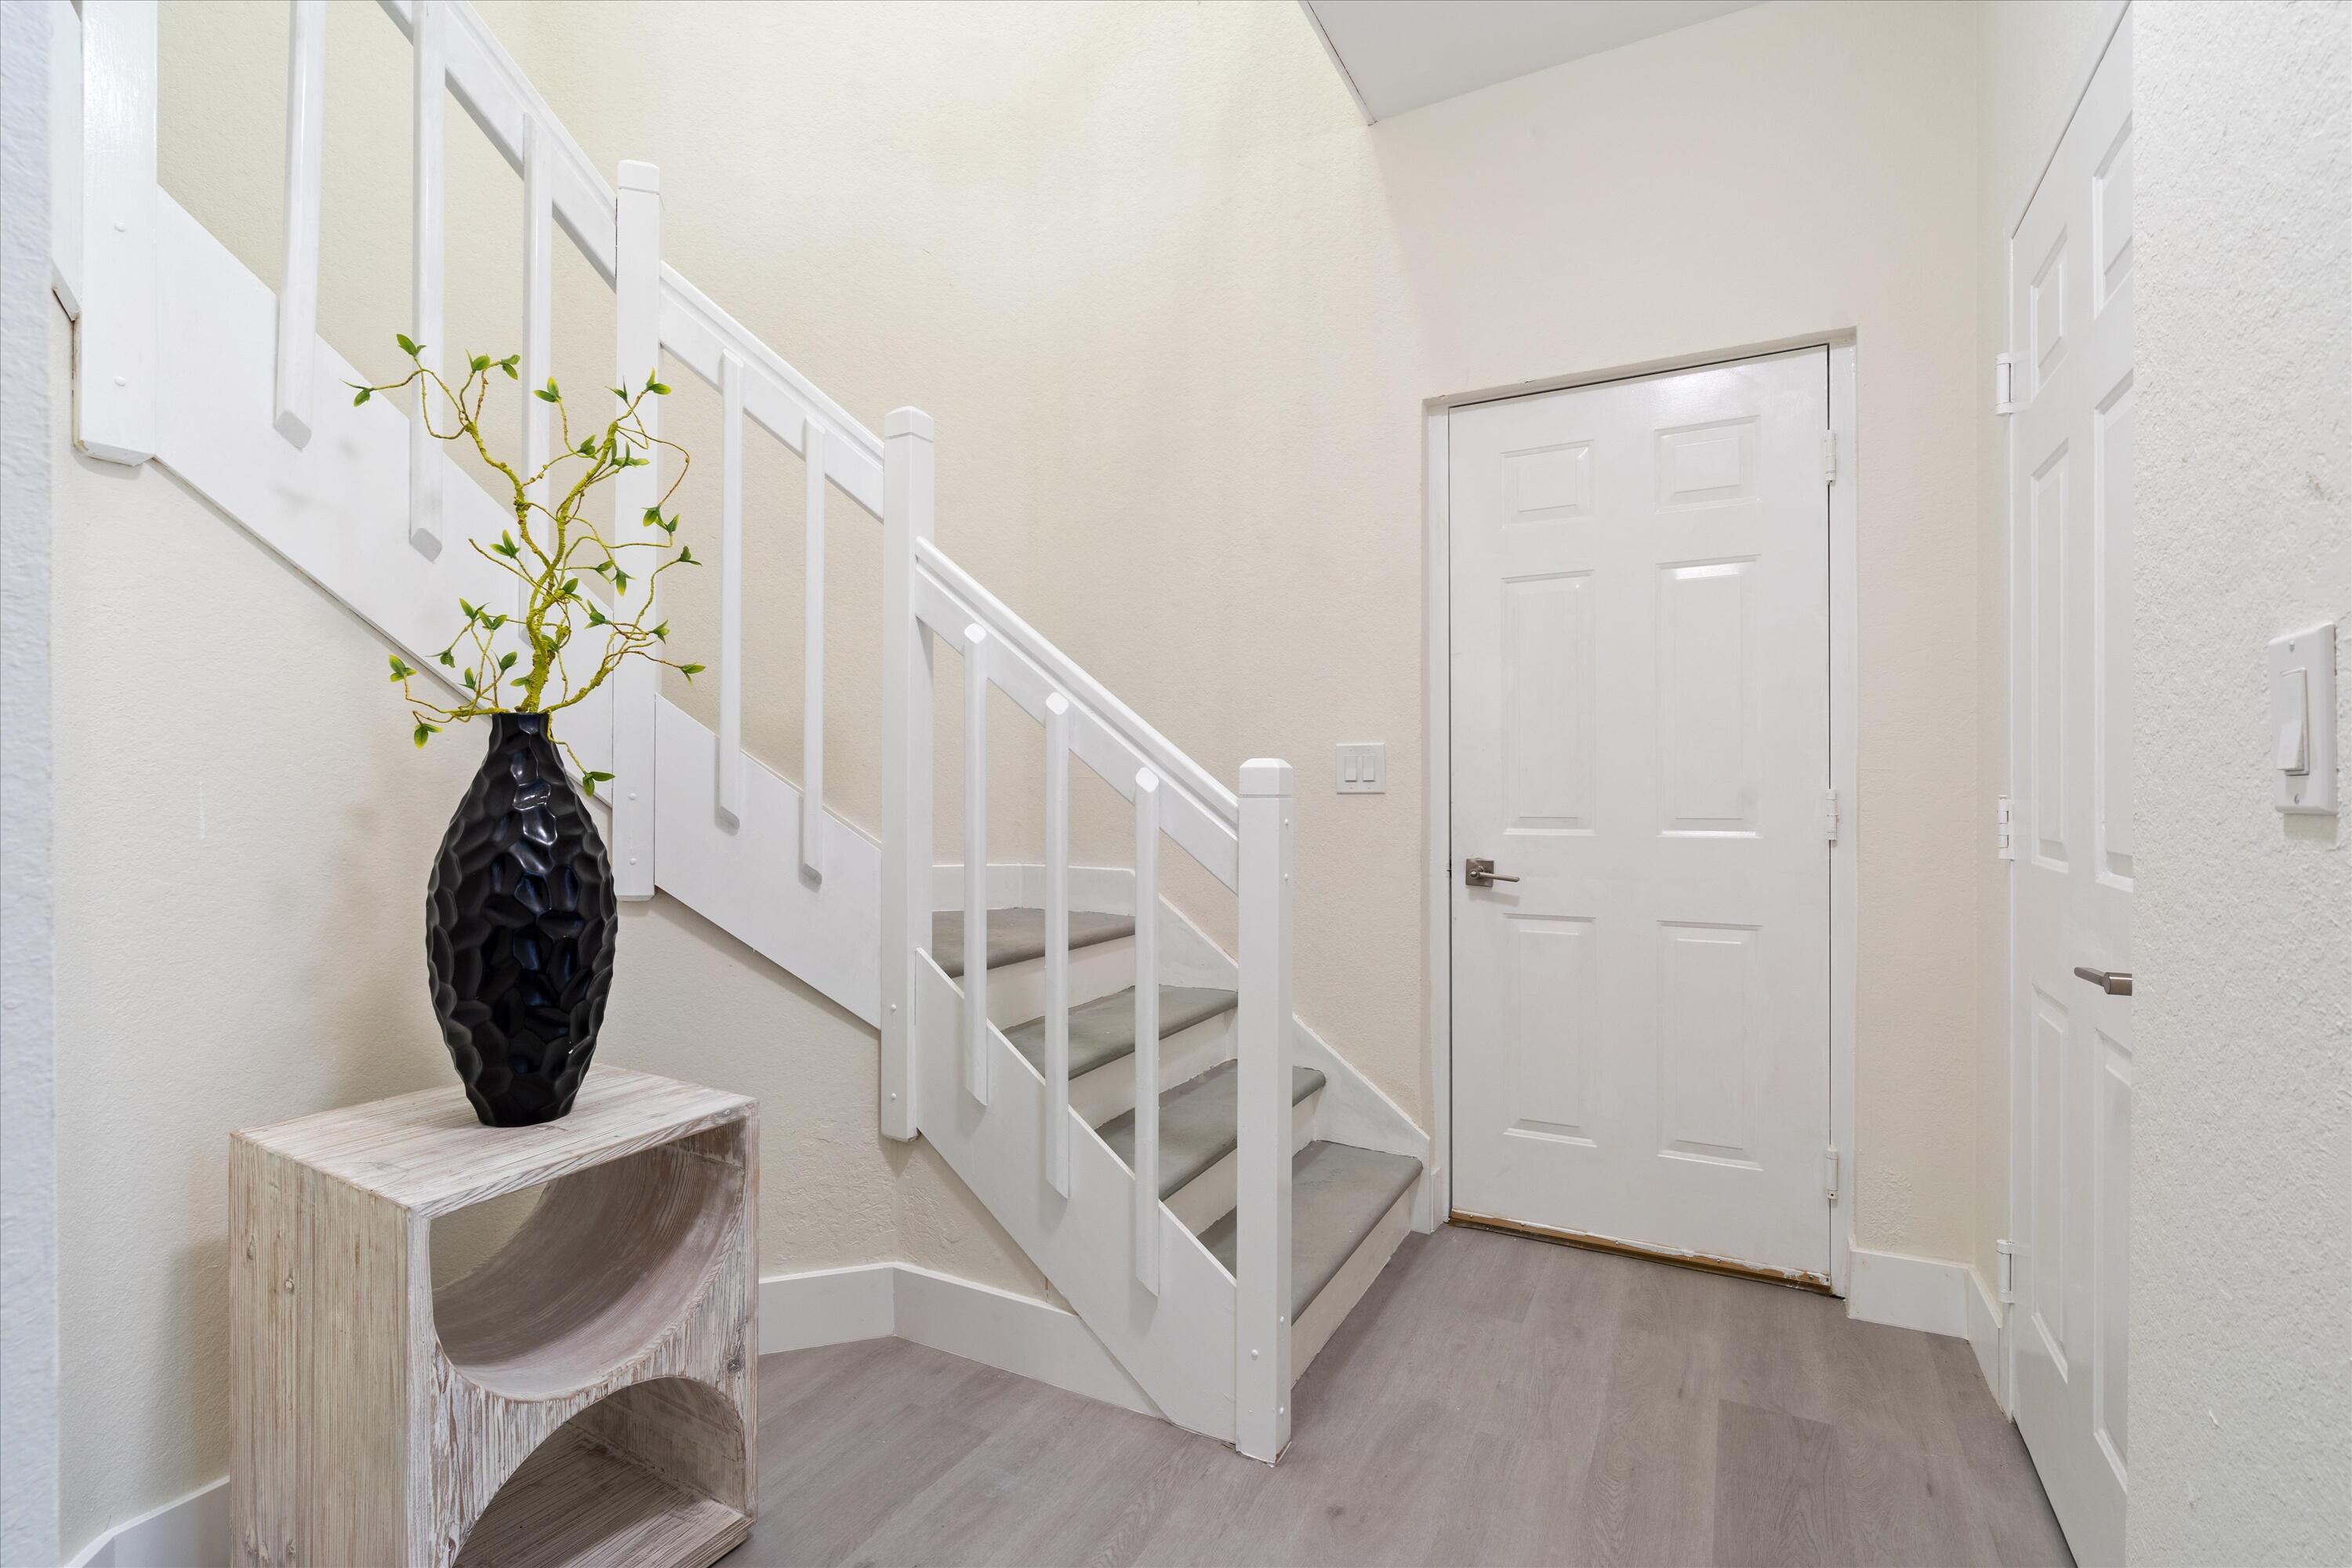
[2270,623,2337,815]
[1337,742,1385,794]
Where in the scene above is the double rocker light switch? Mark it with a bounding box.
[2270,622,2337,815]
[1337,742,1385,794]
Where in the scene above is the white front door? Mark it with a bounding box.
[1449,349,1833,1283]
[2009,14,2133,1566]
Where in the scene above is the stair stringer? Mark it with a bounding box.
[141,187,883,1027]
[913,957,1236,1443]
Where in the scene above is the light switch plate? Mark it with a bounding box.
[2270,622,2336,815]
[1337,742,1385,794]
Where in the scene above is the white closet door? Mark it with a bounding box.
[2009,14,2134,1566]
[1450,348,1833,1283]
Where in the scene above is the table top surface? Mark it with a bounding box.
[234,1067,756,1216]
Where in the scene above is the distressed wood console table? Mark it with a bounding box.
[230,1068,758,1567]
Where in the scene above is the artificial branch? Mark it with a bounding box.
[353,335,703,795]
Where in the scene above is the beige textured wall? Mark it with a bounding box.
[1970,0,2127,1305]
[2131,3,2350,1559]
[65,2,2002,1547]
[477,0,1987,1261]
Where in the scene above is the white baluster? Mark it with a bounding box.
[880,408,935,1142]
[407,0,444,557]
[715,351,746,829]
[1133,769,1161,1295]
[271,0,326,448]
[800,418,828,879]
[519,114,551,514]
[608,160,662,898]
[1044,692,1073,1196]
[76,0,158,466]
[1234,758,1294,1461]
[963,624,990,1106]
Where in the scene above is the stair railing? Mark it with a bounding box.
[74,0,1298,1464]
[884,523,1296,1460]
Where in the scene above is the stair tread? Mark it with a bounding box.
[1098,1062,1326,1199]
[1004,985,1238,1080]
[932,908,1134,979]
[1202,1142,1423,1320]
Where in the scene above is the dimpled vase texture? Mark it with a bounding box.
[426,713,617,1126]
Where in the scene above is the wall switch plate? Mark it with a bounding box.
[2270,622,2336,815]
[1336,742,1385,794]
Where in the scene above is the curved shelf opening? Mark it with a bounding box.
[432,1125,743,1401]
[456,1377,749,1567]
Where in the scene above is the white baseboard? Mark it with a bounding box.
[1965,1264,2009,1413]
[1843,1239,1969,1338]
[65,1477,228,1568]
[758,1261,1163,1421]
[67,1261,1157,1568]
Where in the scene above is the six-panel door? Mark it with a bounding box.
[2009,14,2134,1566]
[1450,348,1834,1283]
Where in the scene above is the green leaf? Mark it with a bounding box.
[351,387,371,406]
[676,545,696,565]
[500,356,521,379]
[498,652,518,671]
[481,613,508,631]
[590,561,614,577]
[535,386,560,403]
[646,376,671,395]
[459,598,481,621]
[470,354,490,374]
[396,333,421,358]
[586,606,608,627]
[661,515,678,535]
[437,649,457,668]
[387,655,416,681]
[412,720,439,748]
[612,569,630,593]
[651,620,670,642]
[679,663,706,681]
[578,439,597,458]
[560,578,580,598]
[580,770,614,797]
[608,385,630,402]
[643,505,663,526]
[462,670,477,689]
[493,533,520,559]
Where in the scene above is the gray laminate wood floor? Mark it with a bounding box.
[739,1224,2072,1567]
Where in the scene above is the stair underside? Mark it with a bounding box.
[1202,1142,1423,1322]
[932,907,1134,978]
[1098,1061,1325,1200]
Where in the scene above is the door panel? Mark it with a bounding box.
[1450,348,1832,1282]
[2009,14,2133,1566]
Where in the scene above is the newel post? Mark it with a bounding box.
[880,408,936,1141]
[1235,757,1294,1461]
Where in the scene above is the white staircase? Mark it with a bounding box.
[56,0,1428,1464]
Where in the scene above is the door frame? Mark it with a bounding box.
[2002,0,2134,1425]
[1422,338,1861,1298]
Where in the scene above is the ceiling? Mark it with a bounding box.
[1301,0,1762,123]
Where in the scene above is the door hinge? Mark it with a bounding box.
[1820,429,1838,483]
[1994,354,2018,415]
[1994,793,2016,860]
[1821,788,1841,844]
[1995,1239,2017,1305]
[1825,1146,1841,1205]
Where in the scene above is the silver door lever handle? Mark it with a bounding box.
[2073,966,2133,996]
[1465,858,1518,887]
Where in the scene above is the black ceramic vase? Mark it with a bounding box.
[426,713,618,1127]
